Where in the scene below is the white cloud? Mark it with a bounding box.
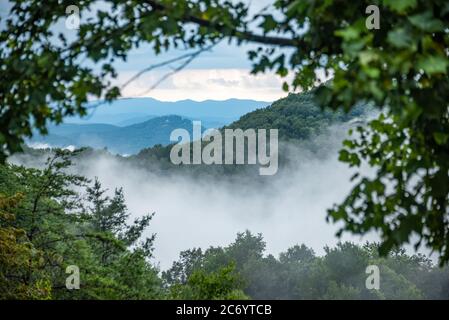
[27,143,76,152]
[115,68,294,102]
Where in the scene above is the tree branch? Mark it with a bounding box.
[133,43,217,97]
[146,0,302,48]
[121,43,217,92]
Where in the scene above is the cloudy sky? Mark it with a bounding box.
[1,0,292,102]
[110,0,289,102]
[111,38,292,102]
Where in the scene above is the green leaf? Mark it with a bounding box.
[358,51,378,65]
[364,67,380,79]
[335,27,360,41]
[408,11,445,32]
[260,15,277,32]
[387,28,414,49]
[417,55,448,75]
[384,0,417,13]
[433,132,449,145]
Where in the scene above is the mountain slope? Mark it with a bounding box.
[29,91,372,158]
[98,116,201,154]
[227,92,370,140]
[135,91,372,159]
[30,115,201,154]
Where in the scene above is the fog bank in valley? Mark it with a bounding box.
[66,124,377,270]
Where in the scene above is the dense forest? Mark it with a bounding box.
[2,144,448,299]
[226,92,371,140]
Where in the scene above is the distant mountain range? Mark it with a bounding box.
[29,98,270,154]
[26,92,372,160]
[65,98,270,127]
[30,115,203,155]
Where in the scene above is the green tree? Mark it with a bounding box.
[169,263,249,300]
[0,193,51,299]
[85,178,155,265]
[0,150,162,299]
[0,150,90,296]
[166,232,447,299]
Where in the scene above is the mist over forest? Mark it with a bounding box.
[13,123,370,269]
[1,0,448,302]
[2,89,448,301]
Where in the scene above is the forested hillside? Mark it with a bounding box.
[14,91,373,181]
[125,91,372,178]
[1,151,447,299]
[0,150,162,299]
[226,92,371,140]
[165,231,449,300]
[30,115,202,155]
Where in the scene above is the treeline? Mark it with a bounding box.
[165,231,449,299]
[1,151,448,299]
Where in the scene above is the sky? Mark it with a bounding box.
[1,0,291,102]
[107,0,289,102]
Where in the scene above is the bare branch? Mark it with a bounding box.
[121,43,217,92]
[133,43,217,97]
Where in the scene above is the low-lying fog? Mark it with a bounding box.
[13,124,383,270]
[76,125,378,269]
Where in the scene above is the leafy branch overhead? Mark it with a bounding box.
[0,1,448,263]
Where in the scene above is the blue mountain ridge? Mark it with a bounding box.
[29,98,270,154]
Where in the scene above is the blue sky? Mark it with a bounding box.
[1,0,291,102]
